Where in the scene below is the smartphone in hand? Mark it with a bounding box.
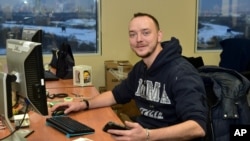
[103,121,128,132]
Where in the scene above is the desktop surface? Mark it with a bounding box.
[0,80,122,141]
[27,106,121,141]
[45,79,81,89]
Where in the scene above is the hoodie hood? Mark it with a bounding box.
[148,37,182,73]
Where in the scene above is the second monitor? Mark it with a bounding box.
[6,39,48,116]
[22,28,42,43]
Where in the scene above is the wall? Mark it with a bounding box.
[0,0,221,90]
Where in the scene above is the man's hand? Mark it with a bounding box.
[107,121,148,141]
[50,101,85,114]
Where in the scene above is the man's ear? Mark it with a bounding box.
[157,30,163,42]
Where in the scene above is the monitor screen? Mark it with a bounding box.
[6,39,48,116]
[21,28,43,43]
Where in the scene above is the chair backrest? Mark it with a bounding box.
[182,56,204,69]
[219,38,250,72]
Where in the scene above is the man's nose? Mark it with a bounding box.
[136,34,142,42]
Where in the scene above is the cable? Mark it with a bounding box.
[0,99,30,140]
[47,93,68,99]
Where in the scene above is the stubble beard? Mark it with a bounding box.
[135,41,158,59]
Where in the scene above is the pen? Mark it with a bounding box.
[71,93,81,97]
[24,130,34,138]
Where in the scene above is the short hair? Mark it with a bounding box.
[132,12,160,30]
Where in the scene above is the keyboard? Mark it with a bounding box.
[44,71,59,81]
[46,116,95,137]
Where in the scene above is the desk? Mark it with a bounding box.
[45,79,79,89]
[0,80,122,141]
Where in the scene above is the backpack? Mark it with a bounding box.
[198,66,250,141]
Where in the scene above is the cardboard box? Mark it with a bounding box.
[105,70,120,90]
[105,60,132,73]
[104,61,140,121]
[104,60,133,90]
[73,65,92,86]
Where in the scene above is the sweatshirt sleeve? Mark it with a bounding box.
[172,63,208,131]
[112,64,139,104]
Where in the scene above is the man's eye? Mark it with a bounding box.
[129,33,136,37]
[143,31,150,36]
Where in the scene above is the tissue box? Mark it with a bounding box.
[73,65,92,86]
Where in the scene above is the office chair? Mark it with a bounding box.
[182,56,204,69]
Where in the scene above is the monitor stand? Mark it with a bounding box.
[0,115,32,141]
[2,128,34,141]
[0,72,31,141]
[1,116,34,141]
[2,131,26,141]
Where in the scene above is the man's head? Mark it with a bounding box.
[83,70,90,83]
[128,12,163,59]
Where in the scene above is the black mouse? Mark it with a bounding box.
[52,106,68,116]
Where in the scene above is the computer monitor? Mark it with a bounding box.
[0,72,14,130]
[21,28,42,43]
[0,72,30,141]
[6,39,48,116]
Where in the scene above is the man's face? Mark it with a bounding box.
[128,16,162,58]
[84,72,90,79]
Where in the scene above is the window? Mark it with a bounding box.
[0,0,100,55]
[196,0,250,52]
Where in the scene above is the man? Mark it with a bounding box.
[83,70,91,83]
[51,12,208,141]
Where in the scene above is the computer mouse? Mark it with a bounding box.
[52,106,68,116]
[52,110,65,116]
